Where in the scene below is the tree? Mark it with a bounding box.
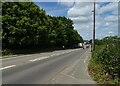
[2,2,84,50]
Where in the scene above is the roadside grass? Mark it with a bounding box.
[88,58,116,84]
[88,45,120,84]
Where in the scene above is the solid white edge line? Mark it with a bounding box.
[0,65,16,70]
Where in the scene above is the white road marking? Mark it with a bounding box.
[51,54,56,56]
[2,49,79,61]
[16,55,32,58]
[2,57,17,60]
[55,53,60,56]
[50,55,54,57]
[0,65,16,70]
[2,55,33,61]
[29,50,74,62]
[61,52,65,54]
[29,56,49,62]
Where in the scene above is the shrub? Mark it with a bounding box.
[91,36,120,81]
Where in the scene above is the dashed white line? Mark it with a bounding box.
[2,57,17,60]
[0,65,16,70]
[55,53,60,56]
[29,56,49,62]
[29,51,73,62]
[61,52,65,54]
[50,55,54,57]
[2,55,33,61]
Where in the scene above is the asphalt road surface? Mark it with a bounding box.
[1,48,95,84]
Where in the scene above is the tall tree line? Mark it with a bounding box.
[2,2,83,49]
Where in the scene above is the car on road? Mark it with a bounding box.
[86,45,89,48]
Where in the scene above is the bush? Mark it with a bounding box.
[90,36,120,84]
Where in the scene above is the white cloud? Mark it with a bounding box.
[98,2,118,14]
[104,15,118,22]
[108,31,114,34]
[57,0,119,2]
[67,2,118,40]
[57,0,75,7]
[68,2,93,17]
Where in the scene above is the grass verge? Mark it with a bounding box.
[88,45,120,84]
[88,59,117,84]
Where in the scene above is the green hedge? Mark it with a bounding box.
[91,36,120,83]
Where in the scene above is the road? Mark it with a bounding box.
[1,48,95,84]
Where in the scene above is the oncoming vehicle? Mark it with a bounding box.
[78,43,83,48]
[86,45,89,48]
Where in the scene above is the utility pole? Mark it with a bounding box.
[92,1,96,51]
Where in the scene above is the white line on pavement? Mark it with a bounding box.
[50,54,55,57]
[55,53,60,56]
[29,56,49,62]
[2,55,33,61]
[0,65,16,70]
[2,57,17,60]
[29,50,73,62]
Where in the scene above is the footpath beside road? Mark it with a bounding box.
[48,48,96,84]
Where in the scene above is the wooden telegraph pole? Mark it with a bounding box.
[92,1,96,51]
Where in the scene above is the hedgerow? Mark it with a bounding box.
[89,36,120,84]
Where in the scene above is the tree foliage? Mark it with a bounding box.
[2,2,83,49]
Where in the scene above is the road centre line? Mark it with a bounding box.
[0,65,16,70]
[2,55,33,61]
[29,50,77,62]
[0,49,82,71]
[29,56,49,62]
[2,49,79,61]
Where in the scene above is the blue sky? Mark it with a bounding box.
[34,2,70,17]
[34,2,118,40]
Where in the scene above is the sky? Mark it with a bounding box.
[34,1,118,40]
